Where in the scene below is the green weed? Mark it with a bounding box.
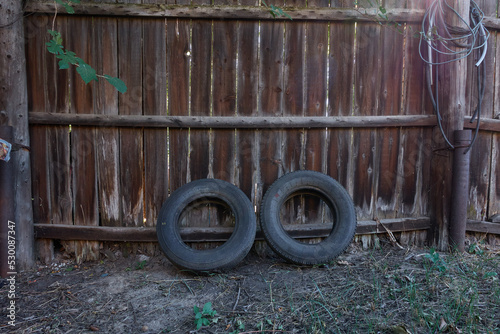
[193,302,218,330]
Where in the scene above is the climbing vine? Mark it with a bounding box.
[46,0,127,93]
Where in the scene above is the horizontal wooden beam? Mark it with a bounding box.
[33,217,432,242]
[25,2,425,22]
[29,113,438,129]
[466,220,500,235]
[464,116,500,133]
[22,2,500,30]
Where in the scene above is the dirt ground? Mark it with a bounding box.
[1,239,499,334]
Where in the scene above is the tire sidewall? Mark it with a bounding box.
[156,179,256,271]
[261,171,356,264]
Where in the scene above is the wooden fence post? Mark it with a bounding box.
[428,0,470,250]
[0,1,35,269]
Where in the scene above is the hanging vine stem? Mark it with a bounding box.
[46,0,127,93]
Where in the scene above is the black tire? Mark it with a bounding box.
[156,178,256,271]
[260,170,356,265]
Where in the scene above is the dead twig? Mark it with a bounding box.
[375,217,404,249]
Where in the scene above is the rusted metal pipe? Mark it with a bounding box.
[449,130,472,252]
[0,126,14,277]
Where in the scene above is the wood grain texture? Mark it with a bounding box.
[167,18,190,192]
[67,16,99,263]
[25,2,429,23]
[189,16,211,182]
[212,18,237,183]
[466,0,497,222]
[25,14,53,263]
[143,18,168,231]
[118,16,144,229]
[236,18,259,202]
[95,16,122,228]
[259,17,284,201]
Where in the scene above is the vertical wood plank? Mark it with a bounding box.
[236,17,259,203]
[282,14,304,174]
[490,9,500,219]
[167,18,190,192]
[212,18,237,183]
[303,20,328,173]
[400,1,431,218]
[95,16,121,228]
[352,21,381,220]
[303,0,329,227]
[466,0,496,221]
[374,14,404,219]
[190,14,211,182]
[143,17,168,232]
[25,15,53,263]
[67,16,99,263]
[327,18,355,194]
[118,16,144,230]
[259,17,284,202]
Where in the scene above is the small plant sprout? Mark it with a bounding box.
[193,302,218,330]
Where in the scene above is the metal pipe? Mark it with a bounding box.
[0,126,15,277]
[449,130,472,252]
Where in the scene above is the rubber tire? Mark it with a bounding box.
[156,178,256,271]
[260,170,356,265]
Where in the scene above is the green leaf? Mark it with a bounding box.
[193,305,200,314]
[56,50,79,70]
[48,30,63,45]
[76,62,97,84]
[58,59,70,70]
[195,318,202,330]
[379,6,387,14]
[46,40,64,55]
[202,318,210,326]
[202,302,212,314]
[104,75,127,94]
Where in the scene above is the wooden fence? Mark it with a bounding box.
[23,0,500,263]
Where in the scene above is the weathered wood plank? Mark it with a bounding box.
[327,21,355,194]
[189,16,211,181]
[25,2,429,22]
[304,20,328,173]
[67,16,99,263]
[490,16,500,219]
[25,14,53,263]
[375,24,404,219]
[118,16,144,229]
[212,18,237,182]
[281,1,304,227]
[33,217,438,241]
[95,16,122,227]
[1,0,35,270]
[29,113,440,128]
[259,18,284,199]
[282,15,303,174]
[352,21,381,219]
[235,18,259,202]
[143,18,168,231]
[303,5,328,228]
[167,18,190,192]
[465,0,496,222]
